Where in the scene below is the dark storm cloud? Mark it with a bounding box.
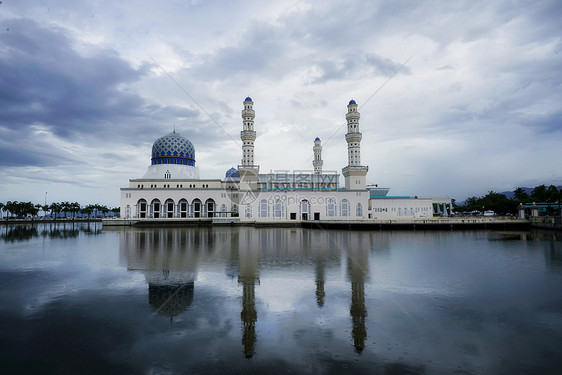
[0,18,204,168]
[0,144,65,167]
[0,19,146,136]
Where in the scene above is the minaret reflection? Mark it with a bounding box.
[119,228,202,322]
[315,260,326,307]
[345,233,369,353]
[238,228,260,358]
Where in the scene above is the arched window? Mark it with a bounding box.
[245,204,252,218]
[326,198,336,217]
[274,199,284,218]
[259,199,268,218]
[341,199,350,216]
[356,203,363,217]
[220,203,227,217]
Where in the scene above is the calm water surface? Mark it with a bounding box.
[1,223,561,374]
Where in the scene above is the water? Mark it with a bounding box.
[1,223,561,374]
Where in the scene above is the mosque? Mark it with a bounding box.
[119,97,452,222]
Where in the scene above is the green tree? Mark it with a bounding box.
[81,205,94,219]
[60,201,70,218]
[49,202,62,219]
[513,187,529,202]
[69,202,81,218]
[530,185,547,202]
[5,201,17,218]
[42,204,50,218]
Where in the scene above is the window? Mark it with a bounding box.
[326,198,336,217]
[245,204,252,218]
[356,203,363,217]
[259,199,268,218]
[341,199,350,216]
[274,199,283,218]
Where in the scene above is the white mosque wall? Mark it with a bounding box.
[368,198,434,219]
[239,190,369,221]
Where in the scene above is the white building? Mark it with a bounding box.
[120,97,452,221]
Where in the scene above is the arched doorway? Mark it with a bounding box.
[151,199,161,218]
[192,199,202,218]
[205,199,215,218]
[165,199,175,218]
[179,199,188,218]
[300,199,310,220]
[138,199,147,218]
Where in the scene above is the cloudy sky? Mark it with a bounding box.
[0,0,560,207]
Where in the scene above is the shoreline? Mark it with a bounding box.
[100,217,533,230]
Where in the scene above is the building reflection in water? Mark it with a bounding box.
[119,228,201,322]
[119,226,378,356]
[344,232,369,353]
[238,239,259,358]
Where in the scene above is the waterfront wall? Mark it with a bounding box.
[530,216,562,230]
[102,216,530,230]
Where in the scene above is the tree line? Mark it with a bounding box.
[455,184,562,215]
[0,201,119,220]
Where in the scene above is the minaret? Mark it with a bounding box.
[342,100,368,190]
[238,97,259,190]
[241,97,256,166]
[313,137,323,175]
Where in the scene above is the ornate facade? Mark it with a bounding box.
[120,98,451,221]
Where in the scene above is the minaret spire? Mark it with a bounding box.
[342,100,368,190]
[313,137,323,175]
[240,97,256,166]
[238,97,260,190]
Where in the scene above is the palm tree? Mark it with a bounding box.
[81,205,94,219]
[69,202,80,219]
[513,187,529,202]
[35,204,43,218]
[42,204,50,218]
[531,185,547,202]
[60,201,70,218]
[49,202,62,220]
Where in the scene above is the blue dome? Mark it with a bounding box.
[151,131,195,166]
[349,99,357,105]
[315,137,320,141]
[244,96,252,102]
[225,167,240,178]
